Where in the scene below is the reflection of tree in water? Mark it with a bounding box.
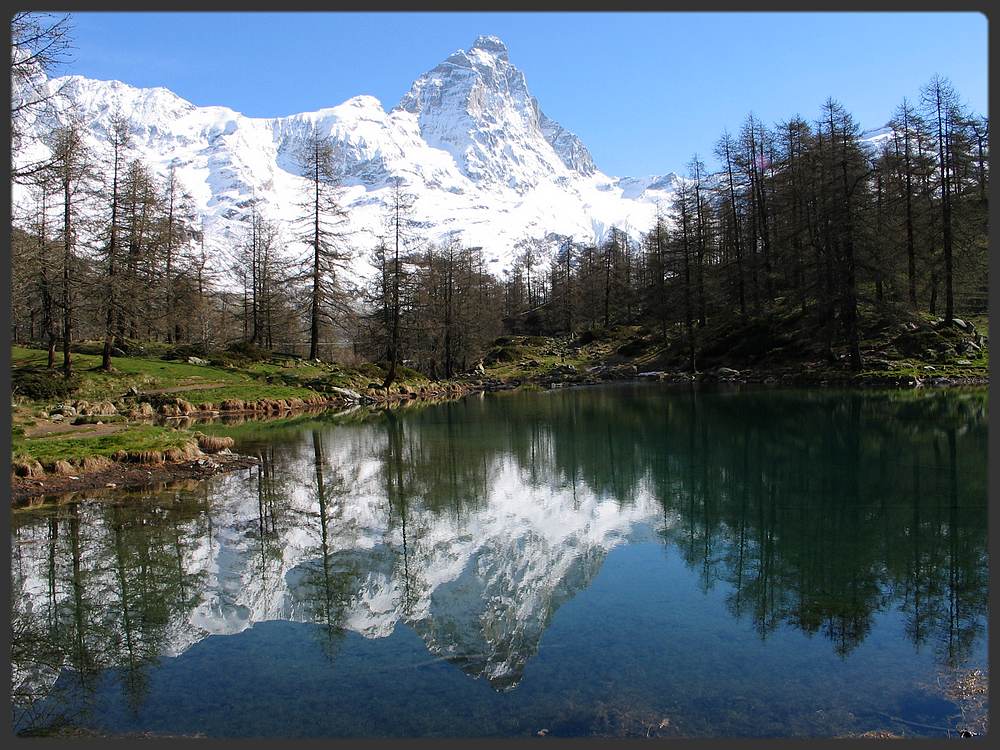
[638,390,985,662]
[10,491,210,733]
[381,412,422,616]
[9,386,988,729]
[254,445,287,583]
[396,387,987,664]
[292,430,365,660]
[372,404,506,616]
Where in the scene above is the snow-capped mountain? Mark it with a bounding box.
[12,35,681,276]
[12,34,894,280]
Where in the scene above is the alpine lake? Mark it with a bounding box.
[10,383,989,738]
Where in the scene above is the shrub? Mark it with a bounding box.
[577,327,610,345]
[12,457,45,478]
[12,370,79,401]
[484,345,528,365]
[617,338,648,356]
[69,340,106,355]
[398,365,428,381]
[162,342,210,361]
[114,338,148,356]
[226,340,269,361]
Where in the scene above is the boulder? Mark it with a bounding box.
[187,356,209,366]
[133,402,156,418]
[87,401,118,416]
[716,367,741,378]
[329,386,364,403]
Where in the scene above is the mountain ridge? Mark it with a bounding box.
[12,34,887,278]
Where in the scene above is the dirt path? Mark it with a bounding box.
[24,421,127,439]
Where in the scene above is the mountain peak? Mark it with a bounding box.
[470,35,509,61]
[394,34,598,188]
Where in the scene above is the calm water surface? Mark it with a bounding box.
[10,384,989,737]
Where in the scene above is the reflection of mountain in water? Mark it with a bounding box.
[11,386,988,725]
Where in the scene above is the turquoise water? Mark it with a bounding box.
[10,384,989,737]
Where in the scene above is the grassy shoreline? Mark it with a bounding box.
[9,313,989,501]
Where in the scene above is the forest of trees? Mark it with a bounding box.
[9,13,989,384]
[502,88,989,373]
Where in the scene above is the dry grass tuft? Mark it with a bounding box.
[130,402,157,419]
[12,457,46,478]
[130,450,164,465]
[197,435,234,454]
[51,459,77,475]
[80,455,113,472]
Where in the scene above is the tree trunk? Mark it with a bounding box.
[62,172,72,379]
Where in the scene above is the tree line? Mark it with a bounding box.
[9,13,988,383]
[502,81,987,372]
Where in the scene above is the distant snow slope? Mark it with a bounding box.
[11,34,888,280]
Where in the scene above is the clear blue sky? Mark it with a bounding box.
[59,11,988,177]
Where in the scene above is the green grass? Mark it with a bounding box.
[13,425,195,465]
[167,384,319,405]
[480,334,603,381]
[485,354,591,380]
[11,345,248,402]
[10,346,333,408]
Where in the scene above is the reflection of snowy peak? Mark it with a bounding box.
[12,36,673,274]
[13,424,670,694]
[190,445,665,689]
